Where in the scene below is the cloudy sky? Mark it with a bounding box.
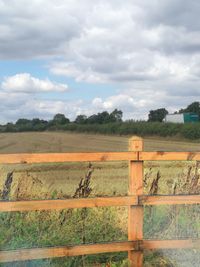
[0,0,200,123]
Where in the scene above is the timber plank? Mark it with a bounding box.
[1,239,200,263]
[143,239,200,250]
[0,196,138,212]
[0,241,136,263]
[0,152,137,164]
[141,194,200,206]
[139,152,200,161]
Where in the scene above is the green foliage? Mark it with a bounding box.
[74,109,123,124]
[179,101,200,118]
[3,119,200,140]
[74,114,87,124]
[51,113,70,125]
[4,122,16,132]
[0,109,123,133]
[58,121,200,140]
[109,109,123,122]
[148,108,168,122]
[10,118,48,132]
[0,208,127,266]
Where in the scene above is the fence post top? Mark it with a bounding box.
[129,136,143,141]
[129,136,144,151]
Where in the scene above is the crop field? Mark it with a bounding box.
[0,132,200,266]
[0,131,199,153]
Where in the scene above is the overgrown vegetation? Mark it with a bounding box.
[0,160,200,266]
[54,121,200,140]
[3,119,200,140]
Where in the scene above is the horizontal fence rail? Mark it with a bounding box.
[0,151,200,164]
[0,151,137,164]
[142,239,200,250]
[139,151,200,161]
[0,196,137,212]
[1,151,200,164]
[140,194,200,206]
[1,239,200,263]
[1,194,200,212]
[0,241,136,263]
[0,136,200,266]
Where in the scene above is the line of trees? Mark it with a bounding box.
[0,109,123,132]
[1,102,200,140]
[75,109,123,124]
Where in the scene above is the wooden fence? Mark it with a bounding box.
[0,136,200,266]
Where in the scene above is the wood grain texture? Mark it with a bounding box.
[128,137,144,267]
[0,241,136,263]
[0,196,138,212]
[142,239,200,250]
[0,152,137,164]
[1,239,200,263]
[1,194,199,212]
[140,151,200,161]
[141,194,200,206]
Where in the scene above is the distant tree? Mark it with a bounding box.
[148,108,168,122]
[15,118,32,131]
[87,114,99,124]
[31,118,48,130]
[109,109,123,122]
[52,114,70,125]
[96,111,110,124]
[179,102,200,118]
[75,115,88,124]
[86,110,123,124]
[5,123,16,132]
[31,118,42,126]
[16,118,31,126]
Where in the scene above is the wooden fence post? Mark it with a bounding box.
[128,136,144,267]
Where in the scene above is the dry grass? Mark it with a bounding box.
[0,131,199,154]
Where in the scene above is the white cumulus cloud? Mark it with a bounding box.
[2,73,69,93]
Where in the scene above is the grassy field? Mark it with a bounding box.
[0,132,200,266]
